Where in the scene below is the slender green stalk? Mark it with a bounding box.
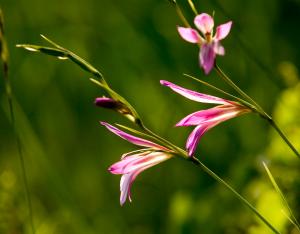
[214,64,300,160]
[137,119,280,233]
[267,119,300,159]
[263,162,300,231]
[214,64,268,117]
[141,123,280,233]
[140,123,188,157]
[190,157,281,234]
[187,0,198,15]
[183,73,258,112]
[0,9,35,234]
[168,0,191,28]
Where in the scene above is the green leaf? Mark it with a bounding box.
[16,44,67,57]
[263,162,300,231]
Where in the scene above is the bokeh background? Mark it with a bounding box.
[1,0,300,233]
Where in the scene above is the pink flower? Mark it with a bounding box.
[101,122,172,205]
[177,13,232,74]
[161,80,250,157]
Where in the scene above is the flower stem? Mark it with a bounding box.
[214,64,268,117]
[183,73,258,112]
[140,123,280,233]
[267,119,300,159]
[140,122,188,157]
[1,9,35,234]
[190,157,281,234]
[214,64,300,159]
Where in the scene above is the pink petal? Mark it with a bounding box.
[213,42,225,55]
[194,13,214,35]
[109,152,171,175]
[101,122,166,150]
[109,154,142,174]
[160,80,230,105]
[186,124,211,157]
[200,44,216,74]
[120,173,135,205]
[184,105,250,156]
[117,152,171,205]
[215,21,232,41]
[176,105,236,126]
[177,26,202,43]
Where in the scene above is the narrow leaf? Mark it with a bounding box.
[263,162,300,231]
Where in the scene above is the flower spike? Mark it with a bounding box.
[161,80,251,157]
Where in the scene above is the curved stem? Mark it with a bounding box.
[214,64,300,159]
[190,157,281,234]
[140,123,280,233]
[214,64,269,117]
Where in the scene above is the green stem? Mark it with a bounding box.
[214,64,300,159]
[183,73,258,112]
[141,123,280,233]
[168,0,191,28]
[0,10,35,233]
[187,0,198,15]
[190,157,281,234]
[267,119,300,159]
[140,122,188,157]
[214,64,268,117]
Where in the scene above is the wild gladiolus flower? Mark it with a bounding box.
[177,13,232,74]
[101,122,172,205]
[161,80,251,157]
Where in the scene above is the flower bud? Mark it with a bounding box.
[95,97,136,122]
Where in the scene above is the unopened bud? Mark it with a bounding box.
[95,97,136,122]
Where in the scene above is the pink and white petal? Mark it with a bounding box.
[120,173,134,205]
[101,122,166,150]
[176,106,233,127]
[213,42,225,55]
[202,107,244,124]
[177,27,202,43]
[215,21,232,41]
[194,13,214,35]
[160,80,229,105]
[200,44,216,75]
[186,124,210,157]
[111,152,171,175]
[118,152,171,205]
[108,154,142,174]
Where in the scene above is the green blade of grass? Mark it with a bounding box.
[262,162,300,231]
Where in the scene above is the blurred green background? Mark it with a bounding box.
[1,0,300,233]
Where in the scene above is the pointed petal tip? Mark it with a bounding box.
[107,166,113,172]
[160,80,170,86]
[175,120,187,127]
[215,21,233,40]
[100,121,108,126]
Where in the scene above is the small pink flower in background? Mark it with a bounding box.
[177,13,232,74]
[161,80,250,157]
[101,122,172,205]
